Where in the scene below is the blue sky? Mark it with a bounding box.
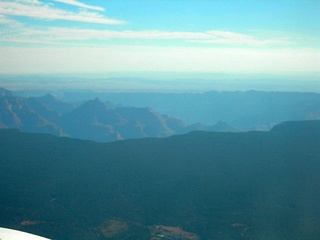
[0,0,319,75]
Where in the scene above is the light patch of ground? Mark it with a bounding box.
[149,225,199,240]
[99,219,128,238]
[231,223,249,237]
[20,220,43,226]
[231,223,246,228]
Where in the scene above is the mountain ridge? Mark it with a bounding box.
[56,90,320,129]
[0,120,319,239]
[0,88,238,142]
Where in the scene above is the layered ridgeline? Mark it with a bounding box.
[0,120,319,240]
[32,89,320,130]
[0,88,238,142]
[2,86,320,142]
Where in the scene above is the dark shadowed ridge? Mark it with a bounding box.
[271,119,320,133]
[0,120,319,240]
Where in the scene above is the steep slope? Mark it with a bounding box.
[26,97,60,124]
[0,87,13,97]
[35,94,74,114]
[114,107,175,139]
[1,90,190,142]
[59,98,122,142]
[0,96,61,135]
[0,120,319,240]
[59,101,180,142]
[162,114,187,134]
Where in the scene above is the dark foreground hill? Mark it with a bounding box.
[0,120,320,240]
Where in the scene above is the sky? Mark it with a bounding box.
[0,0,319,76]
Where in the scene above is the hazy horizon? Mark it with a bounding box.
[0,71,319,93]
[0,1,319,79]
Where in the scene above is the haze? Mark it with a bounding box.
[0,0,319,80]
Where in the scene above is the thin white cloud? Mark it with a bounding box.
[0,1,314,49]
[53,0,105,12]
[1,26,293,47]
[15,0,41,4]
[0,0,124,25]
[0,15,13,25]
[0,14,23,29]
[192,30,291,46]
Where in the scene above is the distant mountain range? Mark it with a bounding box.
[33,89,319,130]
[0,87,237,142]
[2,87,320,141]
[0,120,319,240]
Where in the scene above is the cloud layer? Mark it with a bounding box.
[0,0,319,74]
[0,24,296,47]
[0,0,305,47]
[53,0,105,12]
[0,0,124,24]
